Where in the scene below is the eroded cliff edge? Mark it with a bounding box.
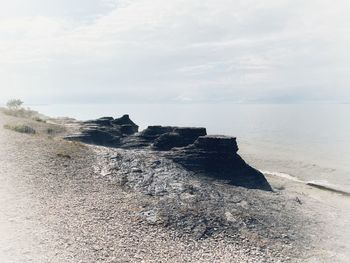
[65,114,271,191]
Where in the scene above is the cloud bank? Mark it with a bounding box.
[1,0,350,104]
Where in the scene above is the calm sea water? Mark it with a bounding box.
[31,103,350,192]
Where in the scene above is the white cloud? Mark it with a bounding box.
[1,0,350,103]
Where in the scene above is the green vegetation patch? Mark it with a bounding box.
[4,124,36,134]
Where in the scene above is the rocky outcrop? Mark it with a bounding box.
[65,115,271,191]
[139,126,175,141]
[153,132,183,150]
[112,114,139,134]
[121,126,207,150]
[65,127,120,147]
[84,117,114,126]
[65,115,140,147]
[111,125,169,149]
[166,135,272,190]
[120,124,137,135]
[153,127,207,150]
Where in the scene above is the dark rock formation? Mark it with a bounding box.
[118,126,207,150]
[84,117,114,126]
[153,127,207,150]
[174,127,207,137]
[153,132,183,150]
[99,117,114,120]
[120,124,137,135]
[65,115,139,147]
[139,126,175,140]
[166,135,272,191]
[65,127,120,147]
[112,114,139,134]
[120,126,207,150]
[109,125,168,149]
[167,135,240,170]
[118,135,151,149]
[65,115,271,191]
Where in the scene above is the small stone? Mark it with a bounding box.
[225,212,237,223]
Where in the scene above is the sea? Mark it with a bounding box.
[30,103,350,193]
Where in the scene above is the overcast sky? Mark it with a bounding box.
[1,0,350,104]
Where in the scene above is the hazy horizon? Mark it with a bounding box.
[1,0,350,104]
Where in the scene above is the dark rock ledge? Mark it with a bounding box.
[65,115,271,191]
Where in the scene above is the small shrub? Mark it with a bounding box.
[3,124,36,134]
[6,99,23,110]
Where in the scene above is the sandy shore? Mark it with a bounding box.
[0,111,349,263]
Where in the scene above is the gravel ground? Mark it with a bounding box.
[0,112,348,263]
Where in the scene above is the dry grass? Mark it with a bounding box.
[0,107,40,119]
[3,124,36,134]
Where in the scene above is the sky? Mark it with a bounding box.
[0,0,350,104]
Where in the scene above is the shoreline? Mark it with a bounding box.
[261,170,350,197]
[1,110,349,262]
[238,139,350,196]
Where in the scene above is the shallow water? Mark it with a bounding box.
[31,103,350,192]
